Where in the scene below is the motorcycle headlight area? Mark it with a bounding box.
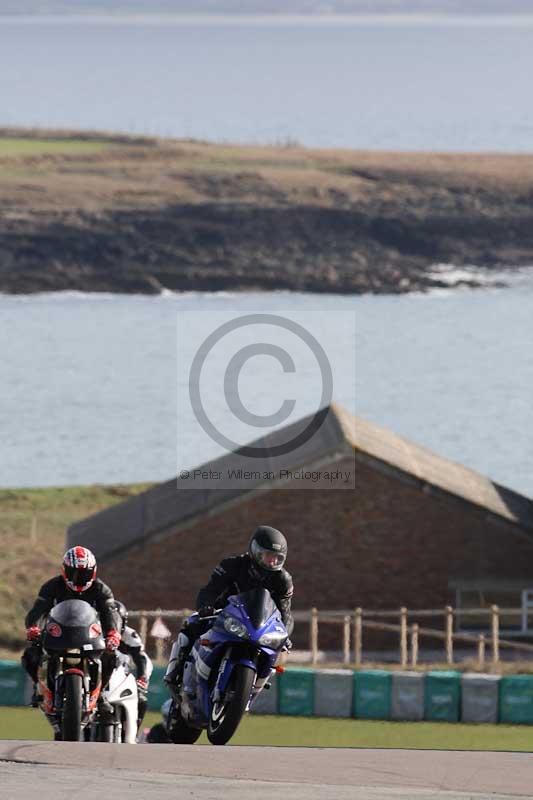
[258,631,287,648]
[223,617,249,639]
[64,648,81,665]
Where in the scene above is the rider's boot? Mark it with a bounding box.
[97,692,114,717]
[164,633,190,700]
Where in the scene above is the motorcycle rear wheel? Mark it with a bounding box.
[167,703,202,744]
[147,722,170,743]
[62,673,83,742]
[207,664,255,746]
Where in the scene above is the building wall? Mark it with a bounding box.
[100,455,533,621]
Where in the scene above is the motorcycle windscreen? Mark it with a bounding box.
[43,599,105,651]
[238,588,277,629]
[50,599,99,627]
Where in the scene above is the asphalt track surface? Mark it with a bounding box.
[1,741,533,799]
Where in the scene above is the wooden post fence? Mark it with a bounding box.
[310,607,319,665]
[354,608,362,668]
[478,633,486,668]
[492,605,500,665]
[343,615,351,665]
[410,623,419,667]
[129,605,532,667]
[400,607,408,667]
[445,606,454,664]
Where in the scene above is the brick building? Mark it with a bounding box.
[68,405,533,637]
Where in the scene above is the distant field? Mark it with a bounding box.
[0,137,112,156]
[0,484,152,651]
[2,707,533,750]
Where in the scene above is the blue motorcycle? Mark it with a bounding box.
[167,587,289,745]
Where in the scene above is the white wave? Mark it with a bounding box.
[0,290,122,302]
[0,288,242,302]
[1,269,531,304]
[427,263,533,288]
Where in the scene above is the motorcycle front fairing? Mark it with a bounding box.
[105,653,137,706]
[100,656,138,744]
[39,599,106,727]
[182,589,288,726]
[42,599,106,654]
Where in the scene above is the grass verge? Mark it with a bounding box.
[1,708,533,750]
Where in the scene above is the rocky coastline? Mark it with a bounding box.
[1,129,533,295]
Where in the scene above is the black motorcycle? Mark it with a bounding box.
[37,599,106,741]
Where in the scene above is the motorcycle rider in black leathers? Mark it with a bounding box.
[164,526,294,697]
[112,600,153,731]
[22,546,121,712]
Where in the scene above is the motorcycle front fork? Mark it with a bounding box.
[212,651,232,703]
[252,670,272,695]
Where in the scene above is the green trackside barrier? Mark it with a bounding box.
[425,670,461,722]
[499,675,533,724]
[0,660,28,706]
[279,668,315,716]
[147,665,170,712]
[353,669,391,720]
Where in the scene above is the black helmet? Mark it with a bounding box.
[249,526,287,572]
[113,600,128,632]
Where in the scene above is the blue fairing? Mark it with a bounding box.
[180,588,288,729]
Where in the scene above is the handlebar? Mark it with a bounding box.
[195,609,222,620]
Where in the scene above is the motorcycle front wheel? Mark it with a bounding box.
[98,719,115,742]
[62,673,83,741]
[207,664,255,746]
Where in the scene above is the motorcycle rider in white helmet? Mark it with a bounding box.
[112,600,153,731]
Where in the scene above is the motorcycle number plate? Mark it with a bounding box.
[82,644,94,650]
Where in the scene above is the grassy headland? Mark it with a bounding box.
[2,128,533,295]
[0,483,152,653]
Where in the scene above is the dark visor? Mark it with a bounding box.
[65,566,94,585]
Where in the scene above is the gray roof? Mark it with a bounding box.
[345,410,533,532]
[67,404,533,560]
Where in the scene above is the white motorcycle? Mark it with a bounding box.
[89,652,139,743]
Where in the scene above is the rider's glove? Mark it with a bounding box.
[105,629,121,651]
[26,625,41,642]
[136,676,148,696]
[284,638,293,651]
[198,605,215,618]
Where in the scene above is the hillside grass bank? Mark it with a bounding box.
[0,482,152,653]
